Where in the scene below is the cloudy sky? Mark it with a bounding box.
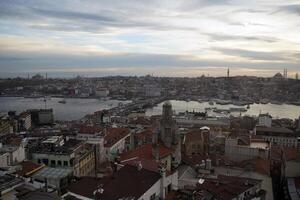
[0,0,300,77]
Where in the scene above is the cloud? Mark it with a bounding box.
[207,33,278,43]
[275,4,300,16]
[0,0,300,77]
[213,48,286,61]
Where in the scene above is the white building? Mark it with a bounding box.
[95,88,109,97]
[258,114,272,127]
[255,126,299,148]
[225,137,270,161]
[0,142,26,168]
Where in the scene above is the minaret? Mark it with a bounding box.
[295,73,298,80]
[227,68,230,78]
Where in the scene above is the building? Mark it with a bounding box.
[183,128,209,156]
[0,138,26,168]
[225,137,270,161]
[197,175,264,200]
[0,113,12,135]
[63,164,178,200]
[76,124,105,168]
[28,109,54,125]
[33,167,73,194]
[19,112,32,131]
[258,113,272,127]
[159,101,181,168]
[181,154,273,199]
[104,128,131,161]
[28,138,95,177]
[95,88,109,97]
[255,126,299,148]
[0,173,24,198]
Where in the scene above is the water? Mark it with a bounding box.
[0,98,299,121]
[0,97,131,121]
[146,100,300,119]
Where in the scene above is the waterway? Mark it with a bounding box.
[146,100,300,119]
[0,97,130,121]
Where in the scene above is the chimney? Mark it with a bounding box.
[159,164,166,200]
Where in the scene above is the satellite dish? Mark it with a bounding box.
[198,178,205,184]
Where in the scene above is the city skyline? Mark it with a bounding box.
[1,0,300,77]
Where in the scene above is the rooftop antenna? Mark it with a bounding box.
[43,96,47,109]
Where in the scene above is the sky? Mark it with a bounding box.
[0,0,300,78]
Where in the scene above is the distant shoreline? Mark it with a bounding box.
[1,95,300,106]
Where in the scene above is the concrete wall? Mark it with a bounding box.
[225,139,269,161]
[285,161,300,178]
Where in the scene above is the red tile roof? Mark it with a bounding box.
[104,128,130,148]
[120,144,172,162]
[197,175,262,200]
[135,128,154,141]
[15,161,45,177]
[67,165,161,200]
[79,124,102,134]
[129,116,152,126]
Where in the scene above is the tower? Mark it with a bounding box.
[296,73,299,80]
[160,101,175,148]
[159,101,181,168]
[283,68,288,78]
[227,68,230,78]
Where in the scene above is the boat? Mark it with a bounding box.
[58,99,66,104]
[229,107,247,112]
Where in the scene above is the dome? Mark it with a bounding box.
[273,72,283,78]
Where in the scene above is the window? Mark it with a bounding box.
[63,161,68,166]
[37,159,41,164]
[57,160,62,166]
[150,193,156,200]
[50,160,56,166]
[42,159,49,165]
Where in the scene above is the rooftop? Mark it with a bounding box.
[120,143,173,162]
[197,175,262,200]
[15,161,45,177]
[104,128,130,148]
[33,167,72,180]
[67,165,161,200]
[29,139,82,155]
